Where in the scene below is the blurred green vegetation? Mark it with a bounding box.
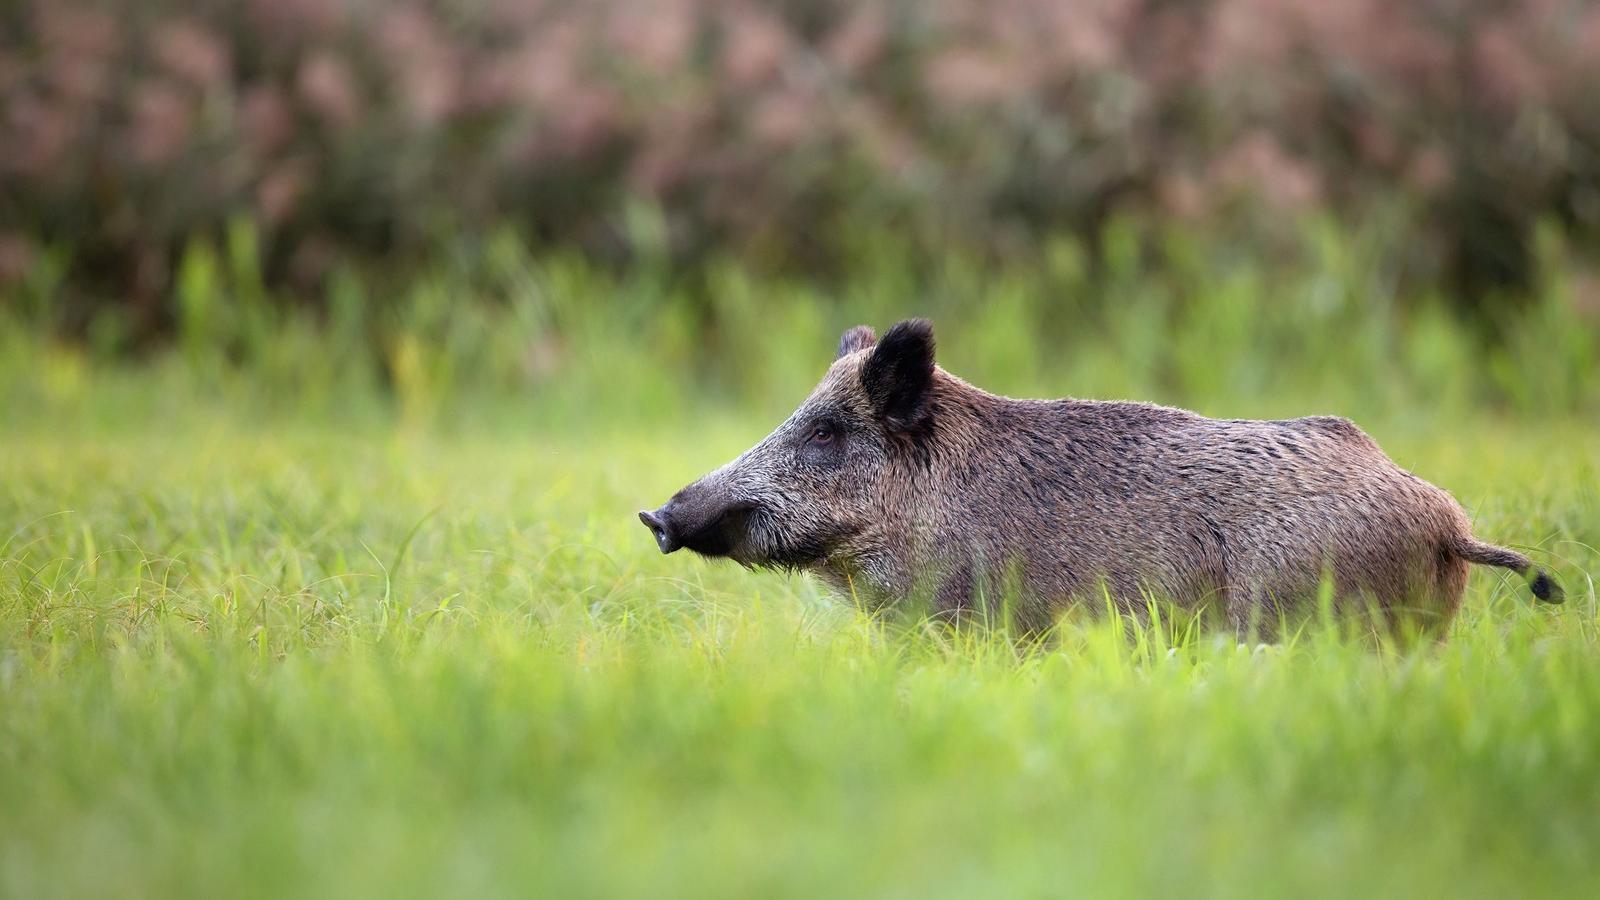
[5,217,1600,431]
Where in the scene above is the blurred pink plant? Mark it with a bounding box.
[825,7,888,73]
[240,86,295,156]
[0,233,35,285]
[2,0,1597,315]
[129,81,193,166]
[153,19,230,87]
[606,0,697,78]
[298,52,360,127]
[926,48,1022,107]
[720,8,791,88]
[750,87,816,150]
[1211,131,1320,212]
[257,159,309,224]
[377,5,461,127]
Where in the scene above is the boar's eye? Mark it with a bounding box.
[798,415,846,466]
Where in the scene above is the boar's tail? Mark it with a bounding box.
[1450,537,1565,604]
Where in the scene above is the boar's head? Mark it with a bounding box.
[639,319,937,573]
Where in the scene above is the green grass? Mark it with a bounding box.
[1,377,1597,899]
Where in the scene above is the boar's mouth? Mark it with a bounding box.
[749,526,850,571]
[731,513,858,572]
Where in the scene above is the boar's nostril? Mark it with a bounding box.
[638,509,680,554]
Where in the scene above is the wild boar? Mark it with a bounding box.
[638,319,1562,633]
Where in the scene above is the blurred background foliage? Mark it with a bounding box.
[2,0,1599,417]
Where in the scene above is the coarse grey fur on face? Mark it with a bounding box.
[639,320,1562,634]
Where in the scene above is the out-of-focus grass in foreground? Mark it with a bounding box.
[0,388,1596,899]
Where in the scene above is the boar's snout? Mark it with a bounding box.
[638,483,758,559]
[638,508,679,554]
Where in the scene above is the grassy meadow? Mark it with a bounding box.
[2,236,1599,898]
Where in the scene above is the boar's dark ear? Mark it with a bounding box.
[862,319,935,433]
[837,325,876,358]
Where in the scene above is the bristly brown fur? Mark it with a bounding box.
[649,320,1564,634]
